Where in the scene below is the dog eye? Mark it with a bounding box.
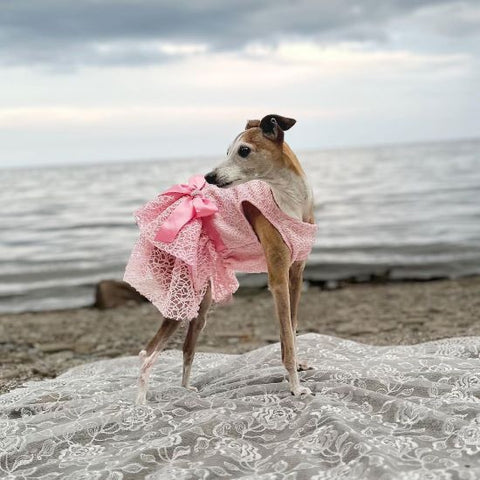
[238,146,251,158]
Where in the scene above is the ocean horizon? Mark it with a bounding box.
[1,137,480,313]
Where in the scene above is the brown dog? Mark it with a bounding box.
[136,114,315,404]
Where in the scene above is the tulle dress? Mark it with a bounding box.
[124,176,317,321]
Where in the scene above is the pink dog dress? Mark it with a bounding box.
[124,175,317,321]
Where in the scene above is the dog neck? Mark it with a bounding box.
[261,143,312,222]
[260,167,313,222]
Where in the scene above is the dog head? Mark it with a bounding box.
[205,114,298,187]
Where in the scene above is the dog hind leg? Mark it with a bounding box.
[182,284,212,391]
[136,317,180,405]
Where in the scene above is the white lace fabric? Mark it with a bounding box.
[1,333,480,479]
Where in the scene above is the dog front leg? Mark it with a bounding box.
[243,203,311,396]
[268,252,311,396]
[136,317,180,405]
[182,284,212,391]
[289,260,313,371]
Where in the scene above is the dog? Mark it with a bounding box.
[135,114,315,404]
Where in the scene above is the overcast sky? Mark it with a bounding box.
[1,0,479,168]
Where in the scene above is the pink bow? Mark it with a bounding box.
[154,175,218,243]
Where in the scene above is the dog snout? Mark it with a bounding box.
[205,172,218,185]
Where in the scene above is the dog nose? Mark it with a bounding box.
[204,172,217,185]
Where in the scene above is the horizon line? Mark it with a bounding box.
[2,134,479,171]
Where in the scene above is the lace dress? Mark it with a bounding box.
[124,177,317,320]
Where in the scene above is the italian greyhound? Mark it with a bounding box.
[136,114,315,404]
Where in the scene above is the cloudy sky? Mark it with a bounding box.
[1,0,479,168]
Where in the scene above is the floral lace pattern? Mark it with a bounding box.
[1,333,480,479]
[124,180,317,320]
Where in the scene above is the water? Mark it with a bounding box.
[1,139,479,313]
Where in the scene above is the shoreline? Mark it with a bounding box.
[3,271,479,316]
[1,276,479,394]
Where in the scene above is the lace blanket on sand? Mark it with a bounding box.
[1,333,480,479]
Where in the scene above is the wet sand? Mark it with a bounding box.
[1,276,479,394]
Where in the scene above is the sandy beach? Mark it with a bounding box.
[1,276,479,395]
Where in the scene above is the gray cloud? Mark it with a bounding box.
[1,0,479,67]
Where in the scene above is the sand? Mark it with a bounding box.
[1,276,479,394]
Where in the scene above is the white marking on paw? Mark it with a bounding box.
[184,385,198,392]
[291,385,313,397]
[136,390,147,405]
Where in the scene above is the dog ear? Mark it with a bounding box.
[259,114,296,142]
[245,119,260,129]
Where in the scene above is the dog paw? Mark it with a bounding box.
[135,392,147,405]
[290,385,313,397]
[184,385,198,392]
[297,361,314,371]
[138,350,147,362]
